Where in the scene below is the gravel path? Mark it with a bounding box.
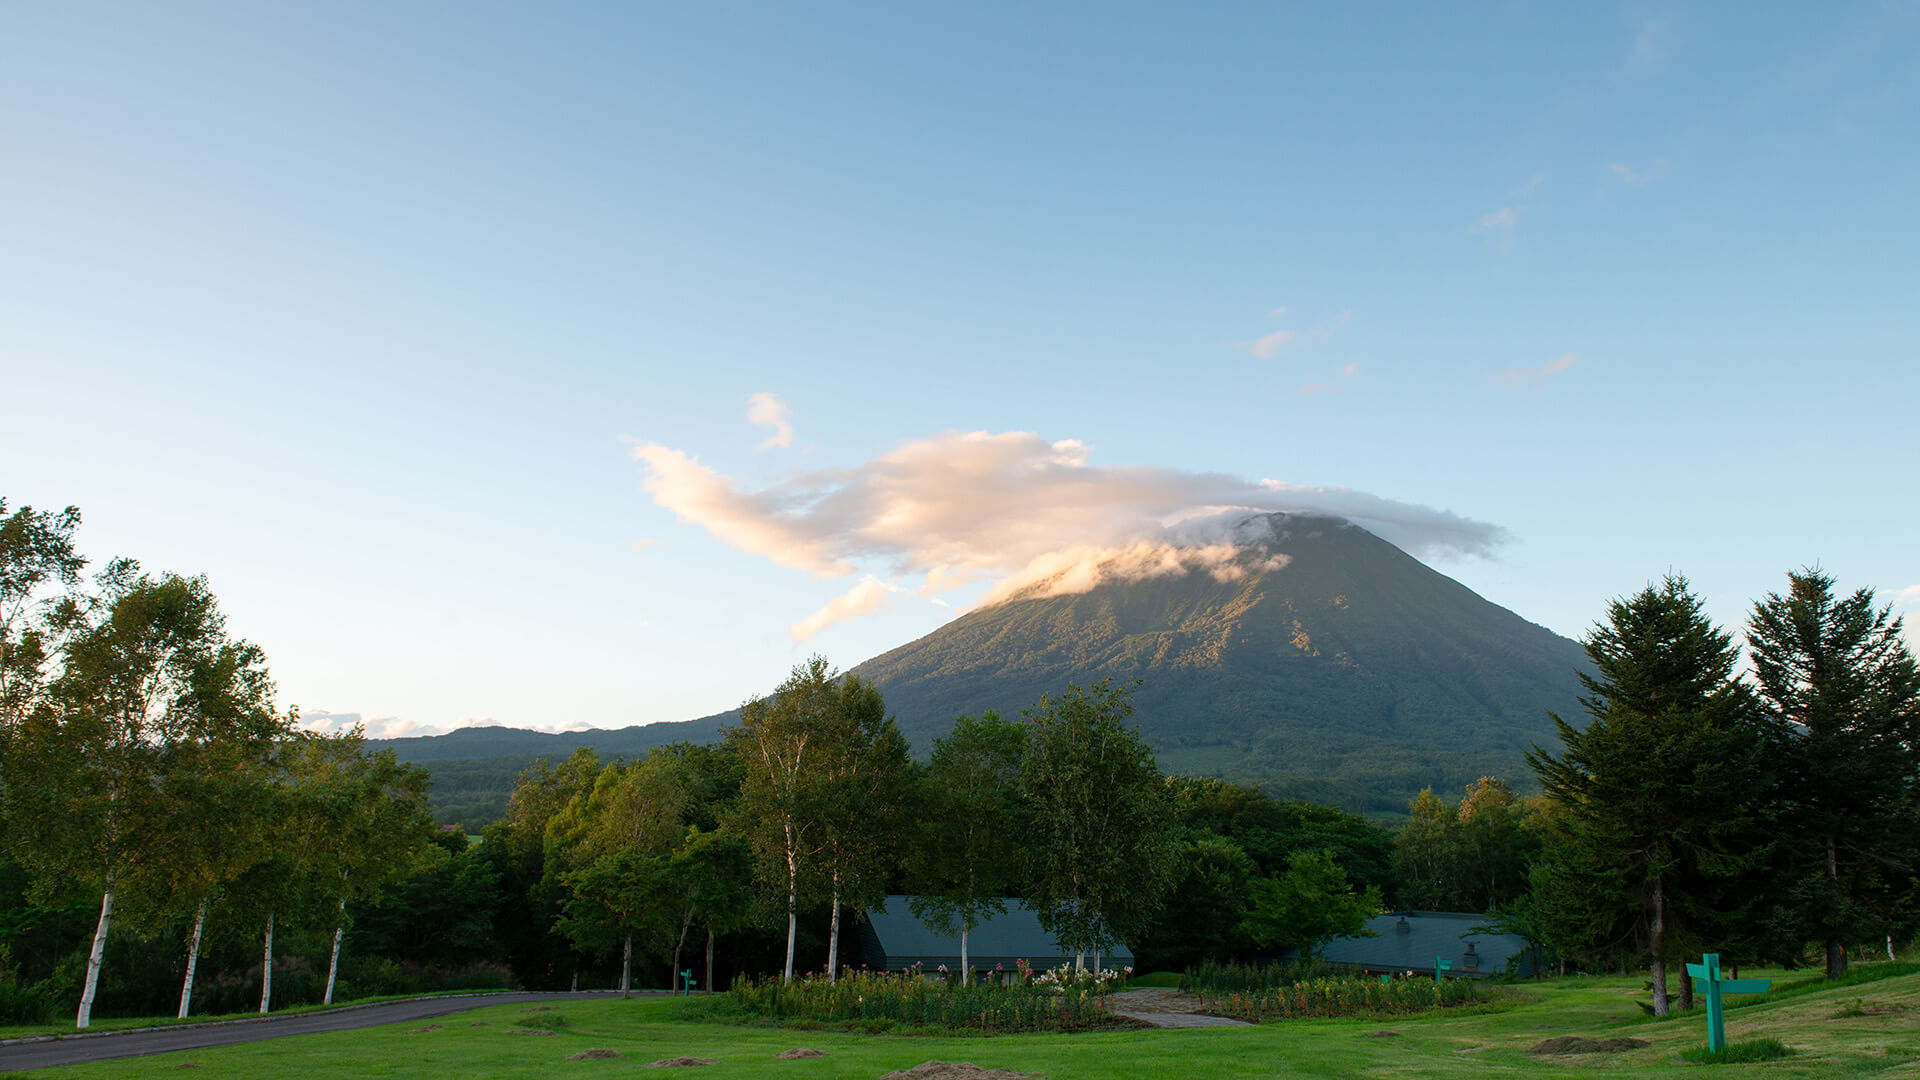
[0,990,665,1071]
[1107,987,1253,1028]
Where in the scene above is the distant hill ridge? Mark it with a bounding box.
[378,512,1591,821]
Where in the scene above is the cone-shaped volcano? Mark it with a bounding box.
[852,513,1589,813]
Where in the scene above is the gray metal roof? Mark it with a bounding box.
[861,896,1135,972]
[1312,910,1535,978]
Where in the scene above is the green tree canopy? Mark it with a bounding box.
[1019,679,1178,965]
[1526,575,1768,1015]
[1747,568,1920,977]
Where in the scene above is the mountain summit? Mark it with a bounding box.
[851,512,1589,812]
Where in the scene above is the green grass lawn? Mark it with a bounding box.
[16,966,1920,1079]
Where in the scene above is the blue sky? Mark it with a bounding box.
[4,3,1915,737]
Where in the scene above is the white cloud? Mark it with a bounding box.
[297,709,447,739]
[1494,352,1579,386]
[629,536,661,552]
[1630,17,1676,68]
[1895,585,1920,604]
[1237,308,1350,359]
[747,391,794,449]
[1608,159,1668,185]
[791,576,893,643]
[632,428,1507,632]
[1247,329,1297,359]
[1338,362,1360,378]
[1476,207,1519,231]
[1475,175,1546,236]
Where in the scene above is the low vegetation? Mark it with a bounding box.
[1194,976,1483,1022]
[15,966,1920,1080]
[714,969,1125,1033]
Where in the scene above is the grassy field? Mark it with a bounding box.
[13,966,1920,1079]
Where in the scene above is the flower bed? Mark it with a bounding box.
[1195,974,1480,1021]
[723,966,1128,1033]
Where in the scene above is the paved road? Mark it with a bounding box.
[0,991,667,1071]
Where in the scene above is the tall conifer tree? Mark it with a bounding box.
[1747,569,1920,977]
[1526,575,1766,1015]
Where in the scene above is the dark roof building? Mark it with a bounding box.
[859,896,1135,974]
[1308,910,1537,978]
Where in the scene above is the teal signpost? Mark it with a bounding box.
[1434,956,1451,983]
[1685,952,1770,1054]
[680,969,697,996]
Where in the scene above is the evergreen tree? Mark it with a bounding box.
[1747,569,1920,977]
[1526,575,1767,1015]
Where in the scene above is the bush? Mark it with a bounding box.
[0,980,55,1025]
[1681,1038,1795,1064]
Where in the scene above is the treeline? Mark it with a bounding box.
[9,498,1913,1027]
[493,657,1401,990]
[1515,572,1920,1014]
[0,500,462,1027]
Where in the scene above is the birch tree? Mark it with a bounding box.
[1019,680,1178,968]
[286,733,434,1005]
[16,567,288,1028]
[547,753,688,994]
[0,499,86,735]
[909,711,1025,985]
[814,673,911,983]
[726,657,835,983]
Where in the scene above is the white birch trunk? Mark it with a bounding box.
[783,881,798,983]
[620,933,632,998]
[961,926,970,987]
[177,898,207,1019]
[324,897,346,1005]
[75,884,114,1029]
[1074,950,1085,973]
[826,869,841,983]
[782,818,798,983]
[259,912,275,1015]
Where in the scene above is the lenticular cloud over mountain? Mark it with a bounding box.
[630,429,1505,640]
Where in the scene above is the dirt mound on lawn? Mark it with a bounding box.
[778,1048,827,1059]
[878,1063,1037,1080]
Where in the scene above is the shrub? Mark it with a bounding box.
[0,980,54,1025]
[1681,1038,1795,1064]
